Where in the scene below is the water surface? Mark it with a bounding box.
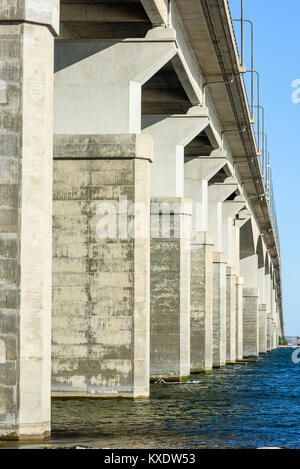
[3,349,300,449]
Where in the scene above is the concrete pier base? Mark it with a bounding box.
[226,267,236,364]
[259,304,267,354]
[235,277,244,361]
[212,253,227,368]
[52,134,152,399]
[0,1,58,440]
[190,232,213,373]
[243,288,259,358]
[150,198,191,381]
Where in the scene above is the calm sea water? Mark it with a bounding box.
[3,348,300,449]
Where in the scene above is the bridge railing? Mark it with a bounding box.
[228,2,280,252]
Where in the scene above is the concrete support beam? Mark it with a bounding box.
[243,288,259,358]
[226,267,236,364]
[54,28,177,134]
[141,0,168,25]
[143,107,210,198]
[0,0,59,441]
[259,304,267,354]
[212,253,227,368]
[60,3,148,23]
[150,198,192,381]
[235,277,244,360]
[190,231,214,373]
[52,134,152,399]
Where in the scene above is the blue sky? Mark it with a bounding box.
[228,0,299,335]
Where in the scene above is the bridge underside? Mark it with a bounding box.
[0,0,283,440]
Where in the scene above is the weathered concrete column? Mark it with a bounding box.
[222,198,246,365]
[226,267,236,364]
[265,270,271,350]
[270,321,275,350]
[243,288,259,358]
[52,134,152,399]
[0,1,59,441]
[144,108,211,381]
[259,304,267,354]
[213,253,227,368]
[184,151,227,373]
[240,219,259,358]
[267,313,272,352]
[150,198,192,381]
[190,231,214,373]
[235,277,244,360]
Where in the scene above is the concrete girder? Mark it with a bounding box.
[142,106,210,198]
[60,3,148,23]
[140,0,168,25]
[142,0,206,108]
[54,27,178,134]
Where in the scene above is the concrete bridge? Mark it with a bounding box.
[0,0,283,440]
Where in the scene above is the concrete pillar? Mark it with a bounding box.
[226,267,236,364]
[144,109,211,381]
[52,134,152,399]
[150,198,192,381]
[265,272,271,349]
[55,27,177,134]
[267,313,272,352]
[259,304,267,354]
[273,320,277,350]
[222,199,245,365]
[258,266,265,305]
[213,253,227,368]
[240,237,259,358]
[270,287,276,350]
[243,288,259,358]
[235,277,244,360]
[190,231,214,373]
[0,1,59,441]
[185,152,228,374]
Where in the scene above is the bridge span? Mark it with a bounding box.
[0,0,283,440]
